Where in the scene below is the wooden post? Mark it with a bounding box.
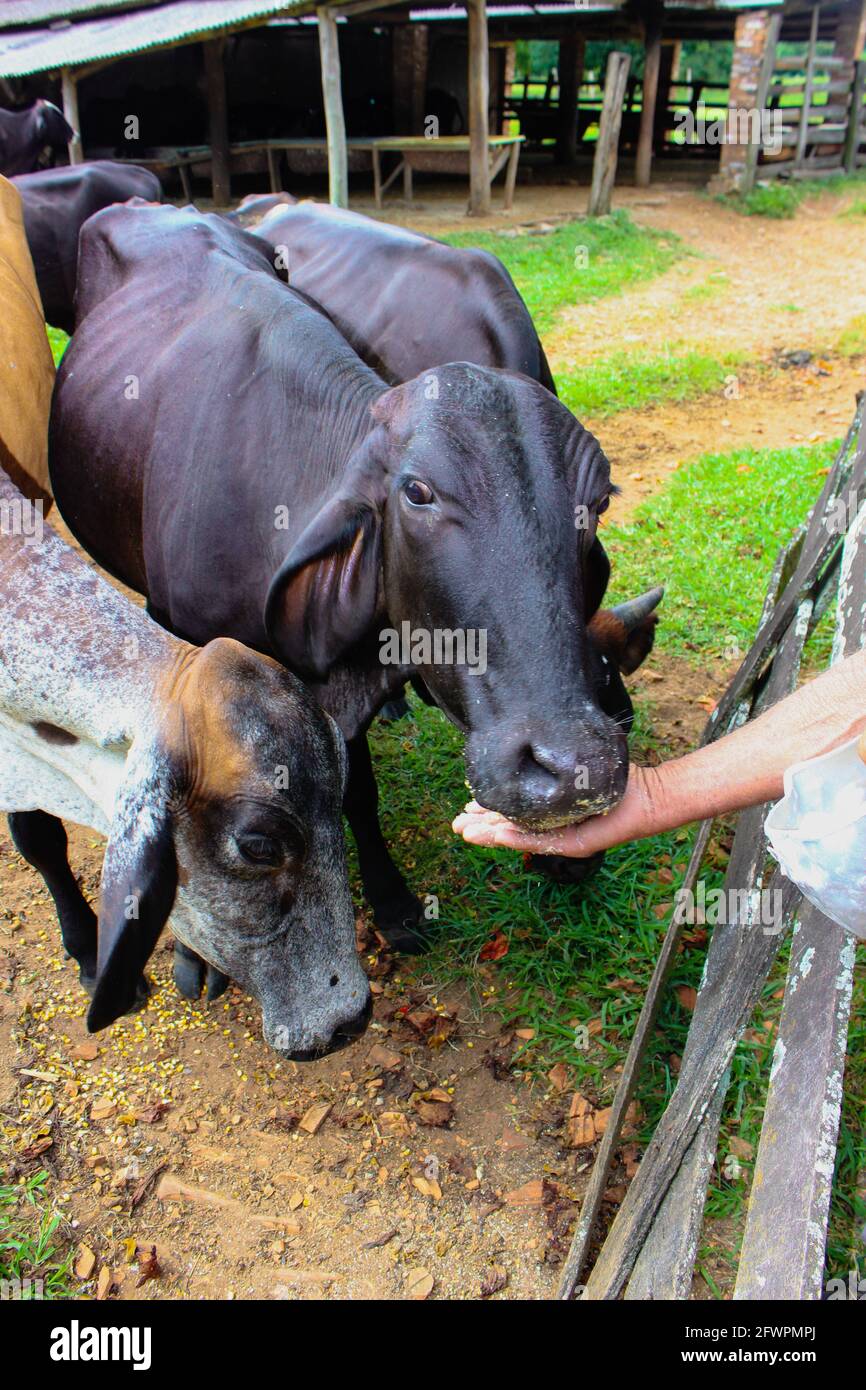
[556,31,584,164]
[60,68,83,165]
[203,38,230,206]
[635,15,663,187]
[795,3,821,170]
[741,12,782,192]
[318,6,348,208]
[588,51,630,217]
[844,56,866,172]
[468,0,490,216]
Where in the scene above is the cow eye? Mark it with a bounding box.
[236,832,285,867]
[403,479,434,507]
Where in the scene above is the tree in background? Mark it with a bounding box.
[514,37,735,87]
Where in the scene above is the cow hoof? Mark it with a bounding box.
[206,966,231,1001]
[524,850,606,886]
[379,697,410,723]
[375,901,430,955]
[173,943,207,999]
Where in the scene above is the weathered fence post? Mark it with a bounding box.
[318,6,348,209]
[844,57,866,173]
[587,51,630,217]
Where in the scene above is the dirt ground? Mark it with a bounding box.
[1,175,862,1301]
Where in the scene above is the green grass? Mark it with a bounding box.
[681,272,730,304]
[0,1171,73,1299]
[442,210,680,335]
[558,347,742,418]
[720,170,866,221]
[719,182,802,220]
[46,326,69,366]
[837,314,866,359]
[603,438,840,660]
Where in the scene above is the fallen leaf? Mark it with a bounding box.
[90,1099,117,1122]
[479,930,509,962]
[136,1101,169,1124]
[96,1265,114,1301]
[547,1063,571,1092]
[480,1265,508,1298]
[413,1090,453,1127]
[676,985,698,1011]
[412,1174,442,1201]
[135,1245,162,1287]
[71,1042,98,1062]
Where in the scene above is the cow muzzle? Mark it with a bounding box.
[262,990,372,1061]
[465,713,629,831]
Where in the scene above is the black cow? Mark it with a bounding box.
[12,161,162,332]
[253,200,557,392]
[49,204,660,982]
[0,101,74,177]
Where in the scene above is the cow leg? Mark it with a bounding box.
[172,941,231,1003]
[7,811,147,1006]
[344,733,426,953]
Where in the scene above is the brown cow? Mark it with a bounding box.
[0,173,54,507]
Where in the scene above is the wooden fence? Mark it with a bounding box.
[557,395,866,1300]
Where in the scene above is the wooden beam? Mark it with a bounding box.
[60,67,83,165]
[318,7,348,208]
[203,38,230,206]
[635,15,662,187]
[468,0,490,216]
[588,50,630,217]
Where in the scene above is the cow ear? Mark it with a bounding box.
[87,751,178,1032]
[588,586,664,675]
[265,431,388,680]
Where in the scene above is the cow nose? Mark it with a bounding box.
[333,992,373,1044]
[466,716,628,829]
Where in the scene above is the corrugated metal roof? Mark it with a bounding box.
[0,2,161,27]
[0,0,306,78]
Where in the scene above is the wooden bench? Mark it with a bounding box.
[557,393,866,1300]
[369,135,523,210]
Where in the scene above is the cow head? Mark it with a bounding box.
[87,638,370,1058]
[35,101,75,159]
[266,364,661,830]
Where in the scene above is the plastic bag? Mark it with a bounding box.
[764,733,866,939]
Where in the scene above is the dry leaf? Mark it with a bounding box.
[479,930,509,961]
[135,1245,162,1287]
[676,985,698,1011]
[547,1063,570,1092]
[96,1265,114,1301]
[480,1265,508,1298]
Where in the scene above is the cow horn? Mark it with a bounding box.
[609,585,664,632]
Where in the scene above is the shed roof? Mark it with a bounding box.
[0,0,304,78]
